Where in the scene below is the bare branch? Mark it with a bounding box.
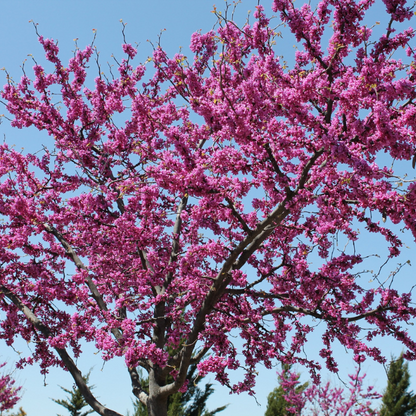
[264,143,286,181]
[346,306,393,322]
[258,304,393,323]
[189,345,211,365]
[227,289,289,300]
[165,194,189,289]
[128,367,149,405]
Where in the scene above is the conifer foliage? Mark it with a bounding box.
[380,355,416,416]
[53,373,94,416]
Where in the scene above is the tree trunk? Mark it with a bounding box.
[147,370,169,416]
[147,394,168,416]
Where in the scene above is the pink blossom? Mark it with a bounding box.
[1,2,416,415]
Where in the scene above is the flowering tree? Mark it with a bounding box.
[1,0,416,415]
[274,366,380,415]
[303,372,380,416]
[265,364,309,416]
[0,363,21,413]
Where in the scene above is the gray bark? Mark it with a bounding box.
[147,371,168,416]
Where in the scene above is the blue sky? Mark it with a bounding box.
[1,1,416,415]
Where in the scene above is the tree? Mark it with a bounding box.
[302,371,380,416]
[1,0,416,415]
[265,364,308,416]
[52,373,95,416]
[131,363,227,416]
[380,354,416,416]
[0,363,21,414]
[267,366,380,416]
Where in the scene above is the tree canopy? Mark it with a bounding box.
[265,366,380,416]
[1,1,416,415]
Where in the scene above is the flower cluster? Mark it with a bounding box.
[277,366,381,416]
[0,363,21,412]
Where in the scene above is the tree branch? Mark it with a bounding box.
[0,285,123,416]
[165,194,189,289]
[43,224,150,402]
[43,224,113,319]
[224,197,252,235]
[227,289,289,300]
[346,306,393,322]
[189,345,211,365]
[225,263,284,295]
[128,367,149,405]
[258,304,394,323]
[166,148,326,395]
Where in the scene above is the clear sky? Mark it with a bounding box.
[0,1,416,415]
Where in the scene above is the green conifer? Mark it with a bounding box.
[52,372,95,416]
[380,354,416,416]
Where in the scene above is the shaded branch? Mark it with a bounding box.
[225,196,252,235]
[259,304,394,323]
[128,367,149,406]
[227,289,289,300]
[346,306,394,322]
[264,143,286,181]
[165,194,189,289]
[189,345,211,365]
